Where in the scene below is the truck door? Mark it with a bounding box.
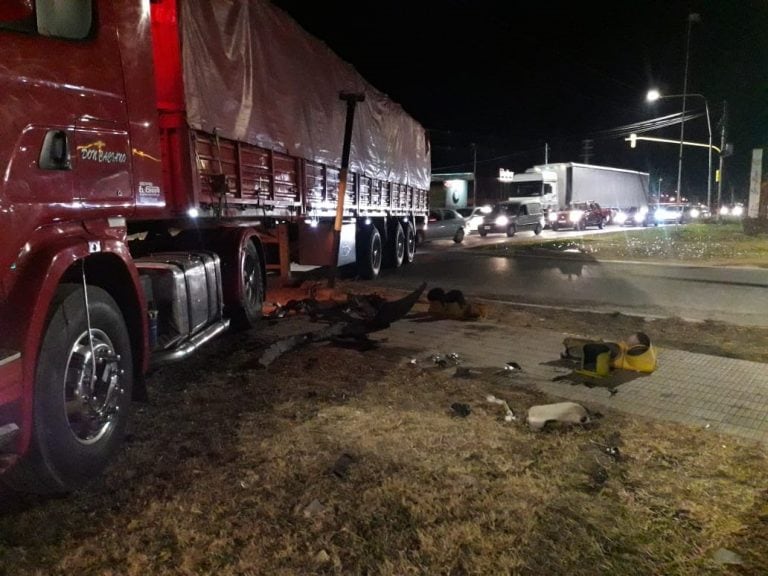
[73,119,133,211]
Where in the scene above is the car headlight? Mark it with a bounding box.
[470,216,483,227]
[614,212,627,224]
[548,212,558,222]
[732,206,744,216]
[569,210,583,222]
[638,206,649,216]
[495,215,509,226]
[719,206,730,215]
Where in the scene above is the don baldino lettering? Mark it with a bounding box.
[77,141,128,164]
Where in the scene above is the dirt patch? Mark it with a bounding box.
[1,313,767,575]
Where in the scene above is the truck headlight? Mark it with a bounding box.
[689,208,700,218]
[614,211,627,224]
[495,215,509,226]
[548,212,558,222]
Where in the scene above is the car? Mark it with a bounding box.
[478,201,544,237]
[681,203,711,222]
[614,206,651,226]
[549,201,606,231]
[418,208,466,244]
[457,205,492,232]
[650,203,683,224]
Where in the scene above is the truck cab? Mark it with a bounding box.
[503,169,559,215]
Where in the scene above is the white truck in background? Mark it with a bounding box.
[502,163,651,223]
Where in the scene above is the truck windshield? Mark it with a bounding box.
[507,181,543,197]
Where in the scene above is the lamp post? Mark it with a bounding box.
[647,90,712,209]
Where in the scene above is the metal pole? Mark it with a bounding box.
[544,142,549,164]
[329,91,365,288]
[704,98,712,209]
[676,15,696,204]
[717,100,727,215]
[472,143,477,207]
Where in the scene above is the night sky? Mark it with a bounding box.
[272,0,768,204]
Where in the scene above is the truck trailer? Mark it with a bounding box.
[0,0,430,493]
[503,163,650,217]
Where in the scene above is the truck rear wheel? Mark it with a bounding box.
[4,285,133,494]
[357,225,382,279]
[384,221,405,268]
[404,222,416,264]
[506,225,516,238]
[231,239,264,329]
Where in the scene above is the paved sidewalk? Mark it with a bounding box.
[381,318,768,444]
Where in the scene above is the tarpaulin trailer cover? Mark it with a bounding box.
[180,0,431,190]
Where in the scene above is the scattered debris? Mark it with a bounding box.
[302,499,326,518]
[426,286,486,320]
[431,352,461,368]
[314,550,332,564]
[561,332,657,373]
[712,548,744,566]
[486,394,516,422]
[505,361,522,371]
[453,366,474,379]
[527,402,590,431]
[450,403,472,417]
[330,453,357,480]
[257,283,426,367]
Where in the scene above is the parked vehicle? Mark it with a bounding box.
[549,201,606,231]
[501,163,650,221]
[479,201,544,237]
[420,209,466,243]
[457,205,492,232]
[0,0,430,493]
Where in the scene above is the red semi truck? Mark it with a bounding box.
[0,0,430,492]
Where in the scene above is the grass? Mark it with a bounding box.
[473,223,768,267]
[2,331,767,576]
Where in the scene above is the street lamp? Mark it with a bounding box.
[647,90,712,209]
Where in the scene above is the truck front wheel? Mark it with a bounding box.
[4,284,133,494]
[231,239,264,329]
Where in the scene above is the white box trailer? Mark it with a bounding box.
[504,163,650,213]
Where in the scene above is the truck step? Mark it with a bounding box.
[0,349,21,367]
[151,318,230,367]
[0,423,20,452]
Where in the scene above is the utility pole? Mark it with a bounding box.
[676,13,700,204]
[581,139,593,164]
[471,143,478,207]
[544,142,549,164]
[717,101,727,213]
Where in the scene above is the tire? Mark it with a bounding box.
[403,221,416,265]
[533,223,542,235]
[453,227,465,244]
[598,219,604,230]
[578,220,586,231]
[551,222,559,232]
[4,284,133,494]
[384,221,406,268]
[357,225,382,280]
[231,239,264,329]
[506,225,516,238]
[479,229,488,237]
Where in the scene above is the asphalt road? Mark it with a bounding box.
[372,226,768,328]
